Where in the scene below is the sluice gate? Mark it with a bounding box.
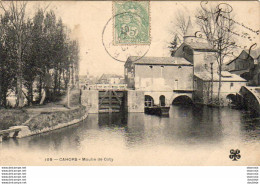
[81,84,144,113]
[98,90,126,113]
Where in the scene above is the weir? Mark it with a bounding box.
[98,90,126,113]
[81,84,144,113]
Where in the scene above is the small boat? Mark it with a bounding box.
[145,105,170,116]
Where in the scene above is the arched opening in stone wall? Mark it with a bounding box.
[226,94,237,105]
[172,95,193,105]
[159,95,166,107]
[145,95,154,107]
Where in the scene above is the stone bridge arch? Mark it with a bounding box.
[171,94,193,105]
[240,86,260,114]
[226,93,237,105]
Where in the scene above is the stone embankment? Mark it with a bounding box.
[0,105,88,142]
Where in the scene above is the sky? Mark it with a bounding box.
[16,1,260,77]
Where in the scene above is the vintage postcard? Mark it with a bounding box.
[0,1,259,166]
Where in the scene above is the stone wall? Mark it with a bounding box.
[126,90,144,113]
[0,106,88,141]
[24,106,87,131]
[81,90,99,113]
[134,64,193,91]
[194,77,247,106]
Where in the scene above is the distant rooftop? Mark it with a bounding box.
[127,56,192,66]
[99,74,123,80]
[227,48,260,65]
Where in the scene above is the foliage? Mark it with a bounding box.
[0,2,79,108]
[195,2,236,102]
[168,34,180,56]
[170,2,236,103]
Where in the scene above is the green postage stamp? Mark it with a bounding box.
[113,1,150,45]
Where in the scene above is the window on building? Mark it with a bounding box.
[160,66,164,77]
[230,82,234,89]
[178,66,182,69]
[174,79,179,90]
[159,95,166,107]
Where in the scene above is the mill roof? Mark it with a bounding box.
[194,71,247,82]
[126,56,193,66]
[183,42,217,51]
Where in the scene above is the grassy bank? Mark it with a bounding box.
[0,106,86,131]
[0,109,29,130]
[24,106,86,131]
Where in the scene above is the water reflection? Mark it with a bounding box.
[239,112,260,142]
[1,105,259,153]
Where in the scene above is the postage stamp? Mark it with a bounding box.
[113,1,150,45]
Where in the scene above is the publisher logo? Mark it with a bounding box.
[229,149,241,161]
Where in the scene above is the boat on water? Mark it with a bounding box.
[145,105,170,116]
[144,95,170,116]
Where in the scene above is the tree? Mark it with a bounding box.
[22,18,37,106]
[27,9,45,105]
[53,18,66,97]
[170,2,236,105]
[69,40,80,88]
[195,2,236,104]
[175,11,189,37]
[0,1,28,107]
[0,12,20,107]
[169,11,189,56]
[0,3,80,107]
[168,34,180,56]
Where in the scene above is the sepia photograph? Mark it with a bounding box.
[0,0,259,166]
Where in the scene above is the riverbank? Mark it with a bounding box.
[0,109,29,130]
[0,105,88,141]
[24,105,87,131]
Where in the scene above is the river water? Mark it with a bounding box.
[1,105,259,165]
